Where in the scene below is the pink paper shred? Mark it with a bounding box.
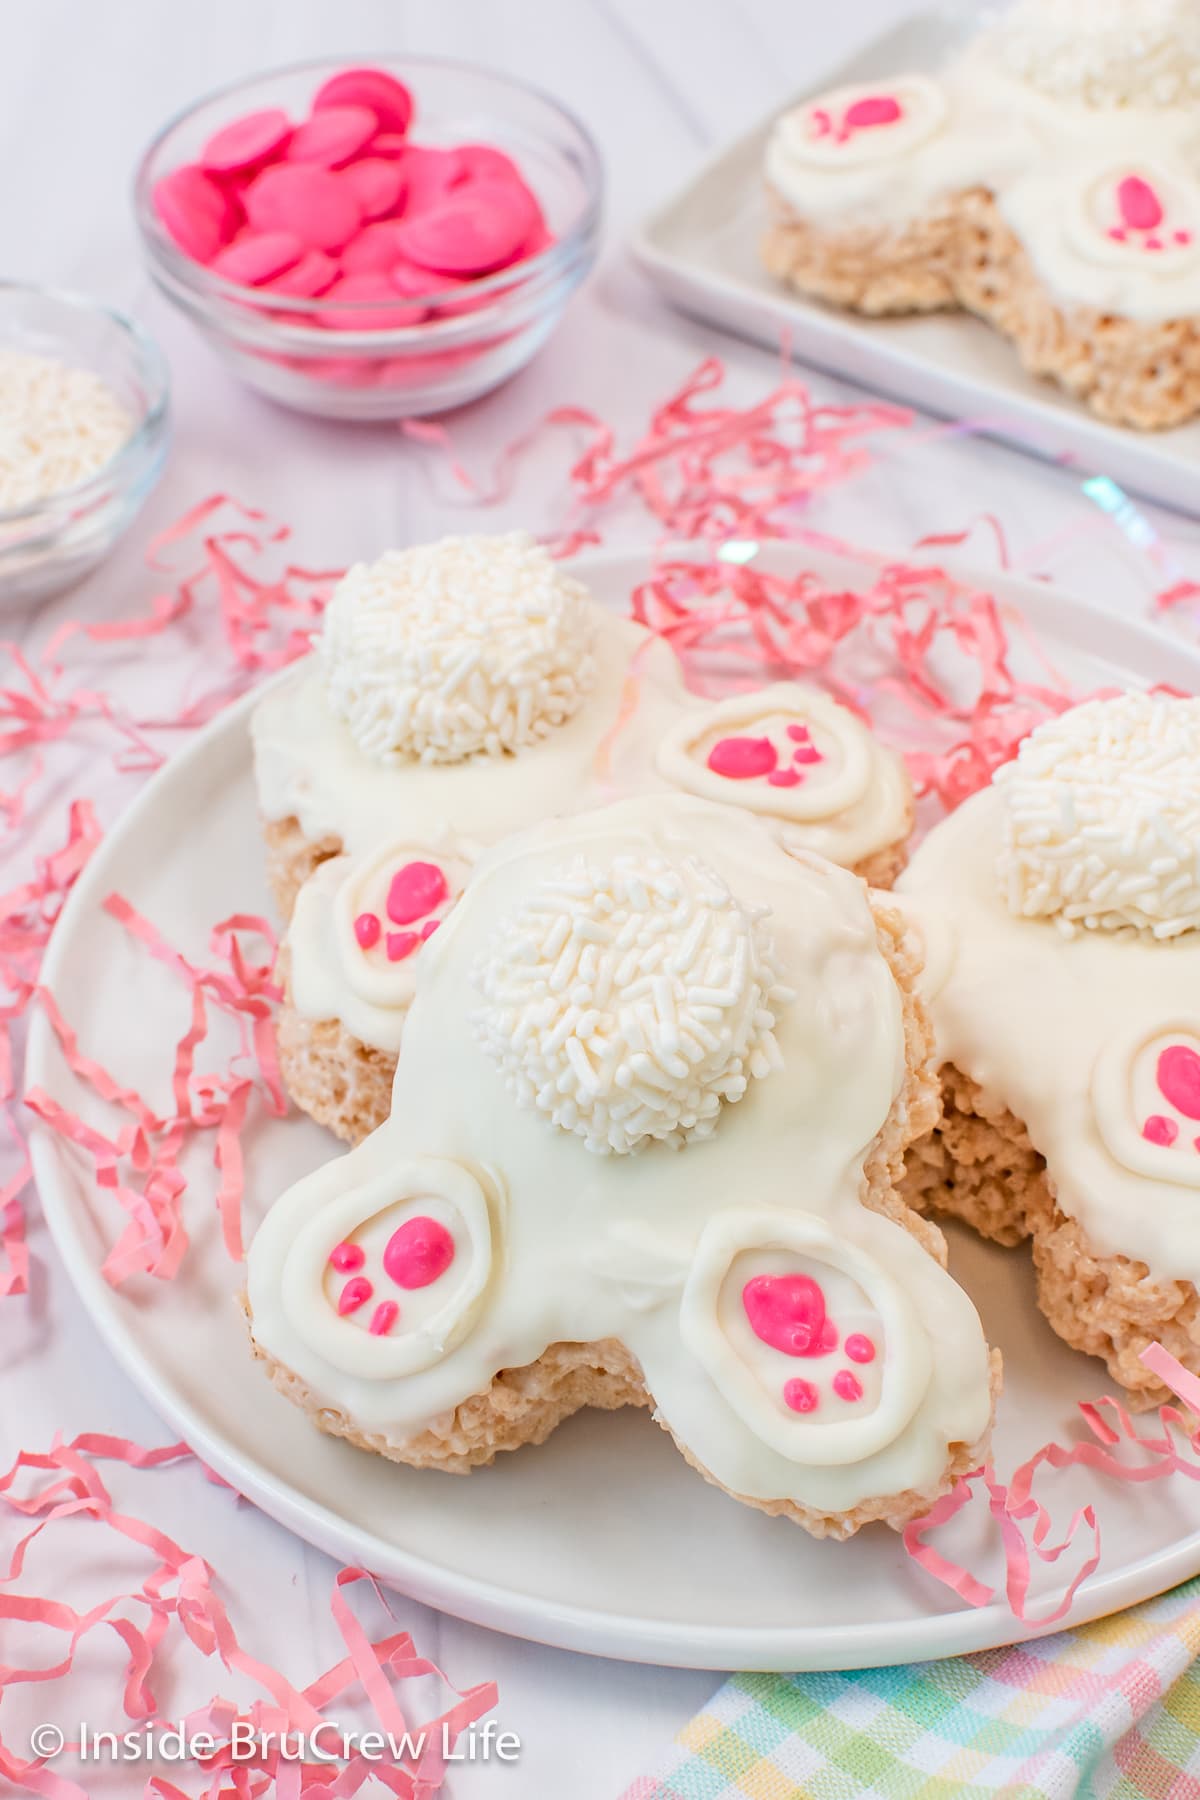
[0,1432,497,1797]
[904,1346,1200,1627]
[0,352,1194,1744]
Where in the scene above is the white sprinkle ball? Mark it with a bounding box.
[472,850,794,1155]
[995,693,1200,939]
[982,0,1200,107]
[319,531,598,765]
[0,350,133,513]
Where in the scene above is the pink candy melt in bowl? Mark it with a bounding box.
[134,57,603,420]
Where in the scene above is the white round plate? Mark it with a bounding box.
[27,546,1200,1672]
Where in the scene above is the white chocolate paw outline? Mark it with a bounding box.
[1092,1018,1200,1188]
[1064,161,1200,274]
[777,77,949,170]
[657,688,872,826]
[280,1156,498,1378]
[680,1209,933,1466]
[333,836,475,1012]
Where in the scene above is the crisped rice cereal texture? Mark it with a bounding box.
[276,958,396,1146]
[904,1063,1200,1406]
[262,814,342,922]
[249,892,999,1536]
[764,184,1200,432]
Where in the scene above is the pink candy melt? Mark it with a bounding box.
[341,219,411,272]
[786,723,811,742]
[768,768,801,787]
[342,157,407,220]
[845,1333,876,1364]
[369,1300,399,1336]
[1118,175,1164,232]
[844,95,902,129]
[1144,1114,1179,1147]
[287,105,377,168]
[320,271,414,331]
[354,912,381,949]
[383,1215,455,1289]
[385,930,419,962]
[201,108,292,175]
[707,735,778,779]
[1157,1044,1200,1120]
[792,744,823,764]
[387,859,448,924]
[783,1379,819,1414]
[265,247,339,296]
[395,178,540,275]
[420,918,440,941]
[337,1276,373,1315]
[245,163,363,251]
[314,67,415,135]
[329,1241,365,1272]
[153,165,239,263]
[743,1274,836,1358]
[833,1370,863,1402]
[210,231,304,286]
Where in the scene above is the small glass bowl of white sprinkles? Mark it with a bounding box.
[0,283,170,604]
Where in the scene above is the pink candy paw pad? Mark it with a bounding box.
[152,65,552,323]
[1141,1043,1200,1153]
[353,859,449,966]
[328,1215,456,1337]
[742,1272,877,1415]
[810,92,903,146]
[706,721,824,791]
[1107,175,1193,252]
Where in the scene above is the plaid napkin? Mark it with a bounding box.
[620,1575,1200,1799]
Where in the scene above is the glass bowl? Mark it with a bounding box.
[0,285,170,606]
[133,56,604,421]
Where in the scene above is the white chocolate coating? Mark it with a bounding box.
[248,797,992,1513]
[253,610,687,861]
[270,638,913,1053]
[900,784,1200,1288]
[764,34,1200,322]
[288,834,476,1055]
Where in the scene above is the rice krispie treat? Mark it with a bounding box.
[761,0,1200,430]
[276,683,913,1142]
[247,794,997,1538]
[901,694,1200,1405]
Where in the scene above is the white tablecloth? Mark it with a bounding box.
[3,4,1199,1795]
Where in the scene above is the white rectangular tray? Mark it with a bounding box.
[631,9,1200,518]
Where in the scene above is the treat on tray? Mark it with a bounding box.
[258,532,914,1141]
[761,0,1200,429]
[901,693,1200,1405]
[247,794,997,1536]
[152,64,551,318]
